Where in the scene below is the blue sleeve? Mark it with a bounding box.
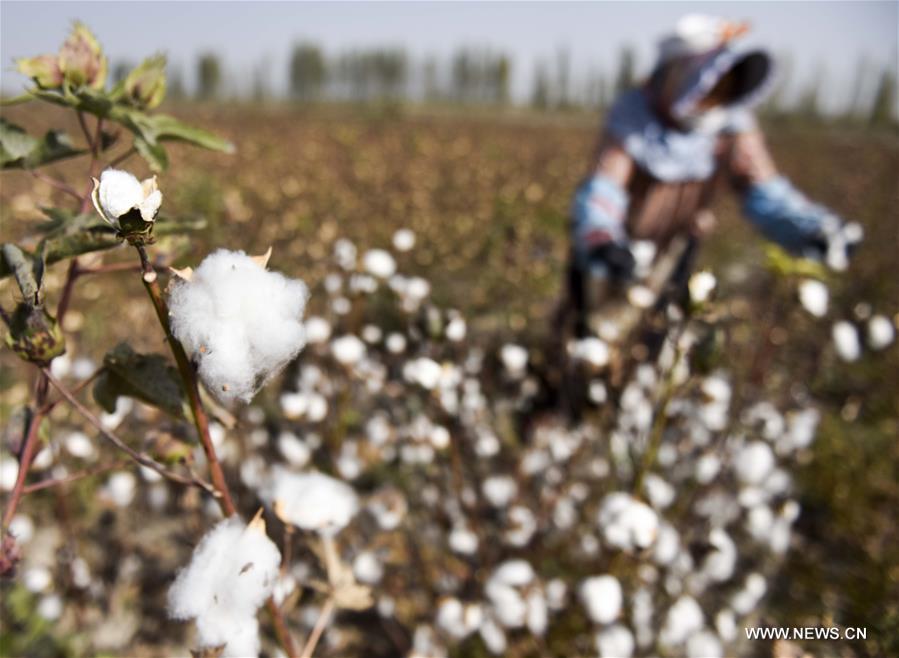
[571,174,629,268]
[742,176,833,254]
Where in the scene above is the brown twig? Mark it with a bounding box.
[55,258,81,325]
[107,146,137,169]
[39,367,105,415]
[41,367,219,497]
[22,460,128,494]
[29,170,82,200]
[2,374,48,529]
[299,597,335,658]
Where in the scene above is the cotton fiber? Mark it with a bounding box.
[168,249,308,403]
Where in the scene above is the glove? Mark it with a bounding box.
[588,240,636,282]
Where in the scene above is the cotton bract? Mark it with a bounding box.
[168,249,308,403]
[167,516,281,657]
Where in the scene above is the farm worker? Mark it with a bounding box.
[569,14,862,322]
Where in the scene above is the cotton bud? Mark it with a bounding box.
[798,279,828,317]
[91,169,162,243]
[168,249,308,403]
[831,320,861,362]
[688,270,716,305]
[123,54,167,109]
[168,514,281,658]
[5,303,66,366]
[57,22,108,90]
[579,575,623,624]
[15,54,63,89]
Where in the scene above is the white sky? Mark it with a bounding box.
[2,1,896,112]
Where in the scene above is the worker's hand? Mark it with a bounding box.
[805,216,864,272]
[588,240,636,282]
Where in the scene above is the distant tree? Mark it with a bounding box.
[197,53,222,100]
[555,47,570,108]
[451,49,475,103]
[289,43,326,102]
[495,55,511,105]
[422,57,440,103]
[797,64,825,119]
[112,61,132,85]
[614,46,636,95]
[168,65,186,101]
[532,62,550,110]
[869,66,897,126]
[371,49,407,100]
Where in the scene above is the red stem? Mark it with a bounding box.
[2,374,48,529]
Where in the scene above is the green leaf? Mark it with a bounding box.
[148,114,235,153]
[0,118,85,169]
[134,134,169,172]
[93,342,187,418]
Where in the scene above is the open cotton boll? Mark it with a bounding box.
[597,492,659,552]
[392,228,416,252]
[167,515,281,657]
[579,575,622,624]
[734,441,775,486]
[331,334,366,366]
[500,344,528,376]
[569,337,610,369]
[686,631,723,658]
[168,250,308,404]
[362,249,397,279]
[798,279,829,317]
[688,270,716,304]
[832,321,861,362]
[867,314,895,350]
[596,624,635,658]
[92,168,162,225]
[659,595,704,648]
[265,467,359,535]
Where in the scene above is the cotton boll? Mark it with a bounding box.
[525,589,548,636]
[331,334,366,366]
[333,239,357,270]
[103,472,137,507]
[64,432,96,460]
[596,624,635,658]
[304,316,332,344]
[24,566,52,593]
[504,506,537,547]
[491,560,535,587]
[644,474,675,509]
[449,524,479,555]
[72,357,96,379]
[266,467,359,535]
[168,516,281,656]
[168,250,308,404]
[0,457,19,491]
[500,344,528,377]
[659,595,704,647]
[688,271,716,304]
[798,279,829,317]
[734,441,775,485]
[353,551,384,585]
[479,614,508,655]
[569,337,610,369]
[546,579,567,611]
[404,357,443,390]
[867,315,895,350]
[628,285,656,309]
[653,522,680,566]
[392,228,416,252]
[702,528,736,582]
[9,514,34,544]
[482,475,518,508]
[385,332,407,354]
[50,353,72,379]
[277,432,311,467]
[716,609,737,642]
[597,492,659,552]
[695,453,721,484]
[687,630,723,658]
[37,594,63,621]
[579,575,622,624]
[832,321,861,362]
[363,249,397,278]
[279,392,308,419]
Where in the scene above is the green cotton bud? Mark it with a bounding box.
[5,303,66,366]
[124,55,167,109]
[15,54,64,89]
[57,22,108,90]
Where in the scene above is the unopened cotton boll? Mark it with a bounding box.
[266,467,359,535]
[832,321,861,362]
[168,515,281,658]
[363,249,397,279]
[798,279,829,317]
[596,624,635,658]
[168,250,308,404]
[392,228,416,252]
[867,315,895,350]
[331,334,366,366]
[579,575,622,624]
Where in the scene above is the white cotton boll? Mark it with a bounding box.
[404,357,443,390]
[569,337,610,368]
[798,279,829,317]
[504,506,537,547]
[266,467,359,535]
[430,426,451,450]
[168,250,308,404]
[37,594,63,621]
[0,457,19,491]
[703,528,736,582]
[695,453,721,484]
[72,357,95,379]
[589,380,608,404]
[653,522,680,566]
[279,392,307,419]
[546,579,567,610]
[730,573,767,615]
[500,344,528,377]
[867,315,895,350]
[385,332,407,354]
[168,516,280,656]
[659,595,704,647]
[437,598,467,639]
[24,566,52,593]
[492,560,535,587]
[525,589,548,636]
[304,316,332,344]
[353,551,384,585]
[331,334,366,366]
[331,296,351,315]
[832,321,861,362]
[71,556,91,589]
[103,471,137,507]
[449,524,479,555]
[9,514,34,544]
[445,316,467,342]
[482,475,518,508]
[596,624,635,658]
[644,474,675,509]
[64,432,95,460]
[392,228,416,252]
[479,614,508,655]
[579,575,622,624]
[333,238,357,270]
[746,504,774,540]
[95,169,146,220]
[277,432,311,467]
[597,492,659,552]
[631,240,657,277]
[367,488,407,530]
[687,630,723,658]
[362,249,397,279]
[361,324,382,344]
[628,285,656,309]
[50,353,71,379]
[734,441,775,485]
[306,393,328,422]
[688,270,716,304]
